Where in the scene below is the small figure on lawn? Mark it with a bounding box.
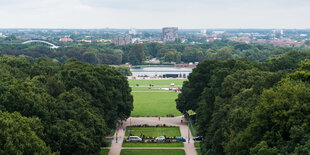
[158,116,160,121]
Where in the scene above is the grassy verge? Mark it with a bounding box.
[196,149,202,155]
[188,117,197,137]
[125,126,181,137]
[194,142,200,147]
[120,149,185,155]
[100,149,109,155]
[128,79,186,87]
[122,142,184,147]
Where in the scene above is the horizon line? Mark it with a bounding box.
[0,27,310,30]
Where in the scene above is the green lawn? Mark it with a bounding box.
[122,142,184,147]
[128,79,186,87]
[128,79,185,117]
[100,149,109,155]
[120,149,185,155]
[196,149,202,155]
[194,142,200,147]
[131,92,181,117]
[125,126,181,137]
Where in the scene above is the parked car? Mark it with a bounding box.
[193,136,203,141]
[176,137,186,142]
[128,136,142,142]
[155,136,165,142]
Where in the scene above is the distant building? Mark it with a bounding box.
[212,31,225,35]
[59,38,73,42]
[200,29,207,35]
[112,34,132,46]
[97,39,112,43]
[0,33,6,38]
[129,28,137,35]
[80,39,92,43]
[144,58,160,64]
[162,27,178,43]
[132,38,141,43]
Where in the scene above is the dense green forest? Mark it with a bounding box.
[176,51,310,154]
[1,39,310,65]
[0,56,133,154]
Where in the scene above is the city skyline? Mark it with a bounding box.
[0,0,309,29]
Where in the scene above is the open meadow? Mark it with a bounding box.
[128,79,186,117]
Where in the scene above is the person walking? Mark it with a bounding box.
[158,116,160,121]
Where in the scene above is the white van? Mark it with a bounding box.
[128,136,142,142]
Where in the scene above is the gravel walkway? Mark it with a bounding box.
[108,116,197,155]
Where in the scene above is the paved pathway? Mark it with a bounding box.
[108,116,197,155]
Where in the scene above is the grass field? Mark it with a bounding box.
[131,92,181,117]
[122,142,184,147]
[125,126,181,137]
[120,149,185,155]
[128,79,186,117]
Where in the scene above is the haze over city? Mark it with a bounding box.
[0,0,309,29]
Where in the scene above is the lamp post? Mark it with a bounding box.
[116,121,120,143]
[130,118,132,136]
[116,132,118,143]
[188,121,190,143]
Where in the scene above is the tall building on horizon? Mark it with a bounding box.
[129,28,137,35]
[200,29,207,35]
[112,34,132,46]
[162,27,178,43]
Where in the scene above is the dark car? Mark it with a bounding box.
[193,136,203,141]
[176,137,186,142]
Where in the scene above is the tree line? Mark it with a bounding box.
[176,50,310,154]
[0,55,133,154]
[1,40,310,66]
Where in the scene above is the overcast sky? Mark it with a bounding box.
[0,0,309,29]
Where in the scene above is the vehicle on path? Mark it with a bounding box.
[155,136,165,142]
[176,137,186,142]
[128,136,142,142]
[193,136,203,141]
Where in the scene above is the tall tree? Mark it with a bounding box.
[0,111,51,154]
[129,44,145,65]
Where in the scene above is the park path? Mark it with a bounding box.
[108,116,197,155]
